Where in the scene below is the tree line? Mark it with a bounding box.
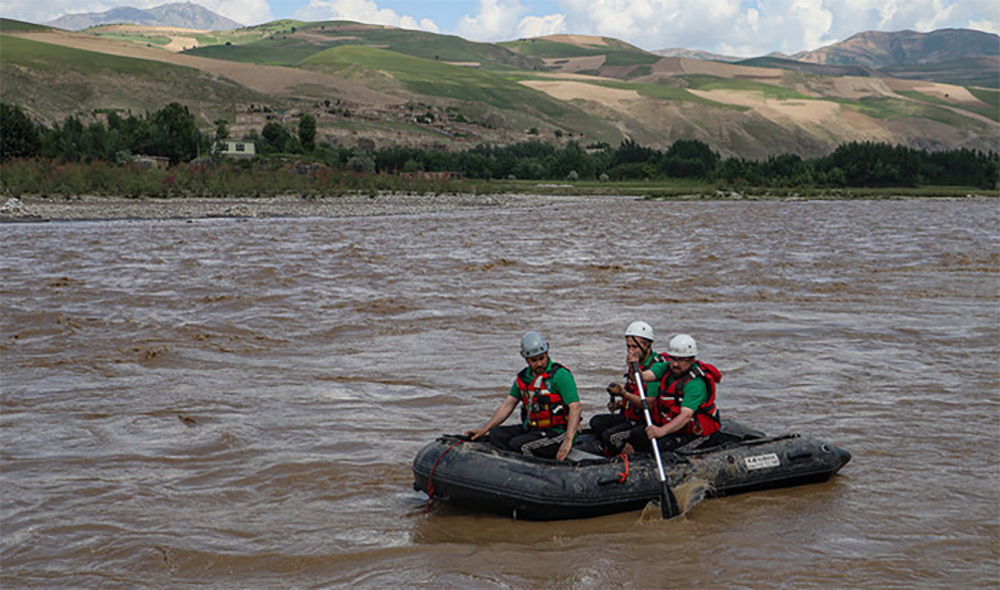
[1,102,997,189]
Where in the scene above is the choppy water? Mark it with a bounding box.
[2,198,998,588]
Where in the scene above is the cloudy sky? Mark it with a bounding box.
[4,0,999,56]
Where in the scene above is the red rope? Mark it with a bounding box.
[617,453,630,483]
[426,439,464,514]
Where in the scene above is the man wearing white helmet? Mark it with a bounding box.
[464,331,582,460]
[589,321,668,456]
[617,333,724,452]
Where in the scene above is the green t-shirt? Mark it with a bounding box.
[508,359,579,434]
[651,364,708,411]
[637,350,669,398]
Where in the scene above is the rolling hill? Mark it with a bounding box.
[1,17,997,159]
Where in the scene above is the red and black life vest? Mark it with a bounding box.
[654,361,722,436]
[621,353,665,422]
[516,363,571,430]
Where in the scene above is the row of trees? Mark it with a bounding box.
[2,102,997,189]
[0,102,318,165]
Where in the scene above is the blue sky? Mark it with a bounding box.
[5,0,999,56]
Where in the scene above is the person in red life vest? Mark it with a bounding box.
[464,331,582,461]
[617,333,724,453]
[589,321,668,455]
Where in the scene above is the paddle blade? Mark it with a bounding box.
[661,481,681,519]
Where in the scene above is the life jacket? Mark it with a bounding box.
[654,360,722,436]
[621,352,665,422]
[516,363,571,430]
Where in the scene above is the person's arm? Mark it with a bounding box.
[646,379,706,439]
[646,407,694,439]
[556,401,582,460]
[618,388,644,407]
[465,395,519,440]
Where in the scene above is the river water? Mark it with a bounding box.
[1,197,998,588]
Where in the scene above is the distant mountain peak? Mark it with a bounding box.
[45,2,243,31]
[793,28,1000,68]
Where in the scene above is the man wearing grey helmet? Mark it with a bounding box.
[464,331,582,460]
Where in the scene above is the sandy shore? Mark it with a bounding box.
[0,193,614,222]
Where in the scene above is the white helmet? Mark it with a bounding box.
[624,321,654,342]
[520,331,549,358]
[667,334,697,358]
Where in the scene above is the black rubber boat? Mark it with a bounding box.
[412,420,851,520]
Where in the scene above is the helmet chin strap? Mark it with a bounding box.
[627,336,650,360]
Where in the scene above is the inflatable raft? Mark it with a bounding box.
[412,420,851,520]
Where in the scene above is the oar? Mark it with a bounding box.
[631,361,680,519]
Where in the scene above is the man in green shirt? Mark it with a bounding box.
[465,331,582,461]
[590,321,668,455]
[618,333,723,453]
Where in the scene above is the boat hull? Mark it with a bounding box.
[412,421,851,520]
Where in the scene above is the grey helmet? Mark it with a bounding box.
[520,331,549,358]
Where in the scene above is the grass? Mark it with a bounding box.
[894,90,1000,123]
[91,32,172,47]
[184,21,543,72]
[0,18,50,32]
[502,38,607,59]
[301,45,623,142]
[839,96,992,131]
[3,158,995,200]
[307,46,562,118]
[0,34,267,123]
[0,34,200,77]
[688,78,814,100]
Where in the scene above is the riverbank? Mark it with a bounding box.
[2,190,994,222]
[0,193,614,222]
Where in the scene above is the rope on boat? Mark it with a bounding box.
[616,453,629,483]
[426,438,465,514]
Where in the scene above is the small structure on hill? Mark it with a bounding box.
[216,140,256,159]
[133,155,171,169]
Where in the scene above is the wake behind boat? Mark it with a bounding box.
[412,419,851,520]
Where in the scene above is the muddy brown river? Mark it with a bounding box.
[2,197,997,587]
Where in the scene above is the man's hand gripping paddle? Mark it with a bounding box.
[631,361,681,519]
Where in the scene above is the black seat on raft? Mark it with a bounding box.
[570,419,768,459]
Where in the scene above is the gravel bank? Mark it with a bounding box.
[0,193,618,222]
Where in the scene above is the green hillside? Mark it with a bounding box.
[1,18,996,159]
[186,21,542,72]
[735,56,873,78]
[0,18,49,32]
[0,34,265,119]
[501,37,660,74]
[302,45,620,138]
[880,57,1000,89]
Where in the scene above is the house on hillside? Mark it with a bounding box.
[216,140,256,158]
[133,155,170,170]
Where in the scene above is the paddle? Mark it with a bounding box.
[630,361,681,519]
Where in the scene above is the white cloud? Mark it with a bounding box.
[968,17,999,35]
[4,0,998,55]
[293,0,440,32]
[455,0,525,41]
[557,0,746,50]
[201,0,273,26]
[516,13,566,39]
[549,0,999,55]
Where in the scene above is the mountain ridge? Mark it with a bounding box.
[45,2,242,31]
[2,15,997,160]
